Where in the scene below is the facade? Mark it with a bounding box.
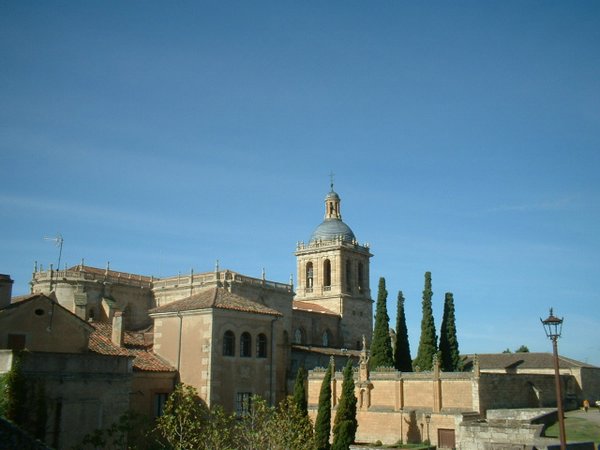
[20,187,373,417]
[8,186,599,448]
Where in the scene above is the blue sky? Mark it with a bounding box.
[1,1,599,365]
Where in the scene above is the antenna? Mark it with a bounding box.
[44,233,64,270]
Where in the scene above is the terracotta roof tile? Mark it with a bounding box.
[292,301,338,316]
[149,287,282,317]
[89,322,175,372]
[462,352,598,370]
[292,344,360,357]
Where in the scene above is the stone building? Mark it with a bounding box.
[8,186,600,448]
[0,293,176,449]
[18,186,373,416]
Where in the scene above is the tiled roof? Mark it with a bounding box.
[462,352,598,370]
[292,344,361,357]
[293,301,338,316]
[149,286,282,317]
[89,322,175,372]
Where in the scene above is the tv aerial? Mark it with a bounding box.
[44,233,64,270]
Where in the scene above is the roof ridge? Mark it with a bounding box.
[211,286,219,306]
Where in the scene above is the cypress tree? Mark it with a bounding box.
[439,292,461,371]
[370,277,394,369]
[292,366,308,416]
[413,272,438,371]
[394,291,412,372]
[314,360,333,450]
[331,359,357,450]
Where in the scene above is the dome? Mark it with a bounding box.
[325,190,340,201]
[310,218,356,243]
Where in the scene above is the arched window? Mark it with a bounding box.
[358,262,364,293]
[345,259,352,293]
[306,262,313,290]
[257,333,267,358]
[294,328,304,344]
[240,332,252,357]
[322,330,331,347]
[323,259,331,289]
[223,330,235,356]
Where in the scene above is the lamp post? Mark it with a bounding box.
[541,308,566,450]
[425,413,431,445]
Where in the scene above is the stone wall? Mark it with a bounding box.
[1,350,133,450]
[31,268,154,328]
[580,367,600,403]
[130,372,176,419]
[291,308,342,347]
[478,373,563,413]
[307,365,579,447]
[457,409,564,450]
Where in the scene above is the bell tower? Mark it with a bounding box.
[294,185,373,349]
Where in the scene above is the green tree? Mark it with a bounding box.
[413,272,438,371]
[394,291,412,372]
[331,359,357,450]
[236,396,272,450]
[515,345,530,353]
[4,353,27,426]
[155,383,208,450]
[314,360,333,450]
[439,292,461,372]
[292,367,308,417]
[200,405,235,450]
[270,396,315,450]
[370,277,394,369]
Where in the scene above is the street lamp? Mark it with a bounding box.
[424,413,431,445]
[541,307,566,450]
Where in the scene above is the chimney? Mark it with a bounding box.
[0,274,14,309]
[112,311,124,347]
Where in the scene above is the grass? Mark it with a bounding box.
[545,412,600,445]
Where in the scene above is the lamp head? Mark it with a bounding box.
[541,307,563,340]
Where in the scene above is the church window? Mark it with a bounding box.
[236,392,253,417]
[223,330,235,356]
[306,262,313,291]
[240,332,252,357]
[257,333,267,358]
[345,259,352,293]
[294,328,304,344]
[322,330,331,347]
[323,259,331,289]
[358,263,364,293]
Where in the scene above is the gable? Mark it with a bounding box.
[0,294,92,353]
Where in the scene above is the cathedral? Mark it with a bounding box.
[18,185,373,414]
[3,187,600,449]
